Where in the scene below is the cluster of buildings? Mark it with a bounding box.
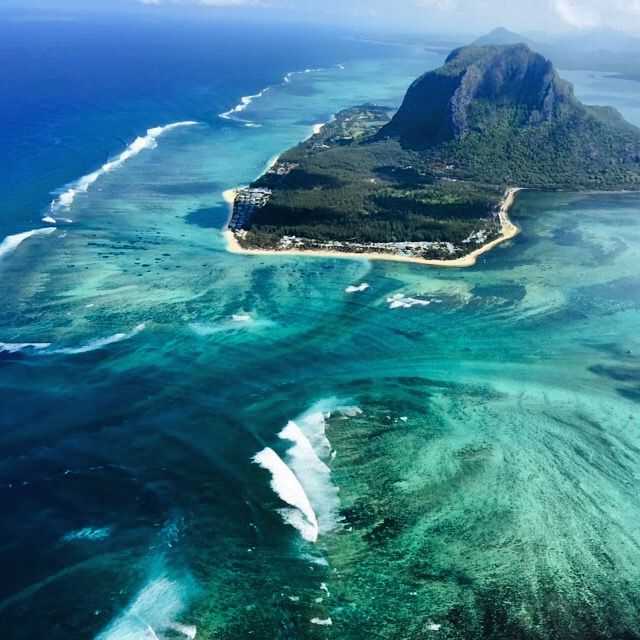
[276,235,460,257]
[228,188,272,231]
[267,161,298,176]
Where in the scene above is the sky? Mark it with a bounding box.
[5,0,640,36]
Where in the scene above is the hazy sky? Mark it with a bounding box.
[6,0,640,35]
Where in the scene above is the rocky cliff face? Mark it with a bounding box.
[380,44,576,146]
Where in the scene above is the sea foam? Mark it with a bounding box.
[219,88,269,123]
[345,283,369,294]
[0,342,51,354]
[387,293,432,309]
[95,574,195,640]
[311,618,333,626]
[0,227,56,260]
[49,121,198,213]
[51,323,146,355]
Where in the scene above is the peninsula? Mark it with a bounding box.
[226,42,640,265]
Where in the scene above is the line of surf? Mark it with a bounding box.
[219,87,269,124]
[48,121,198,215]
[253,447,319,542]
[1,323,146,356]
[252,401,345,543]
[49,323,147,355]
[0,227,56,261]
[219,64,344,126]
[0,342,51,354]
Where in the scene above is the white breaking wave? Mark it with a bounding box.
[51,323,146,355]
[0,342,51,354]
[0,324,144,357]
[220,65,343,124]
[49,121,198,213]
[283,66,331,85]
[219,88,269,123]
[253,447,319,543]
[279,420,338,536]
[95,575,195,640]
[279,405,340,535]
[43,215,73,225]
[387,293,432,309]
[0,227,56,261]
[345,283,369,294]
[253,401,343,543]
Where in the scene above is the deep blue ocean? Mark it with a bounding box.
[0,10,384,235]
[3,8,640,640]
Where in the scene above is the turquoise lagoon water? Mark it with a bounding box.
[2,32,640,640]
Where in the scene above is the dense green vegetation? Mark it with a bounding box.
[247,107,502,252]
[240,44,640,255]
[420,103,640,189]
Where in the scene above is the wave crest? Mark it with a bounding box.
[253,447,319,542]
[219,65,341,125]
[253,401,345,543]
[0,342,51,354]
[0,227,56,261]
[51,323,146,355]
[49,121,198,213]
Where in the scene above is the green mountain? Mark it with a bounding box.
[378,43,640,188]
[231,42,640,261]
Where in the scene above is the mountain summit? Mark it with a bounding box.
[379,43,640,187]
[381,44,575,145]
[472,27,533,47]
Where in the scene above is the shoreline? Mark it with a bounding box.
[223,187,521,268]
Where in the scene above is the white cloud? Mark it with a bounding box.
[551,0,640,30]
[136,0,640,33]
[552,0,598,28]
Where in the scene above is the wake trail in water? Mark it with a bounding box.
[0,227,56,261]
[48,121,198,215]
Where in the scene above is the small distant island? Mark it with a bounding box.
[225,40,640,266]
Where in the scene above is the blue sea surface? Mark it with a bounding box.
[2,9,640,640]
[0,11,385,235]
